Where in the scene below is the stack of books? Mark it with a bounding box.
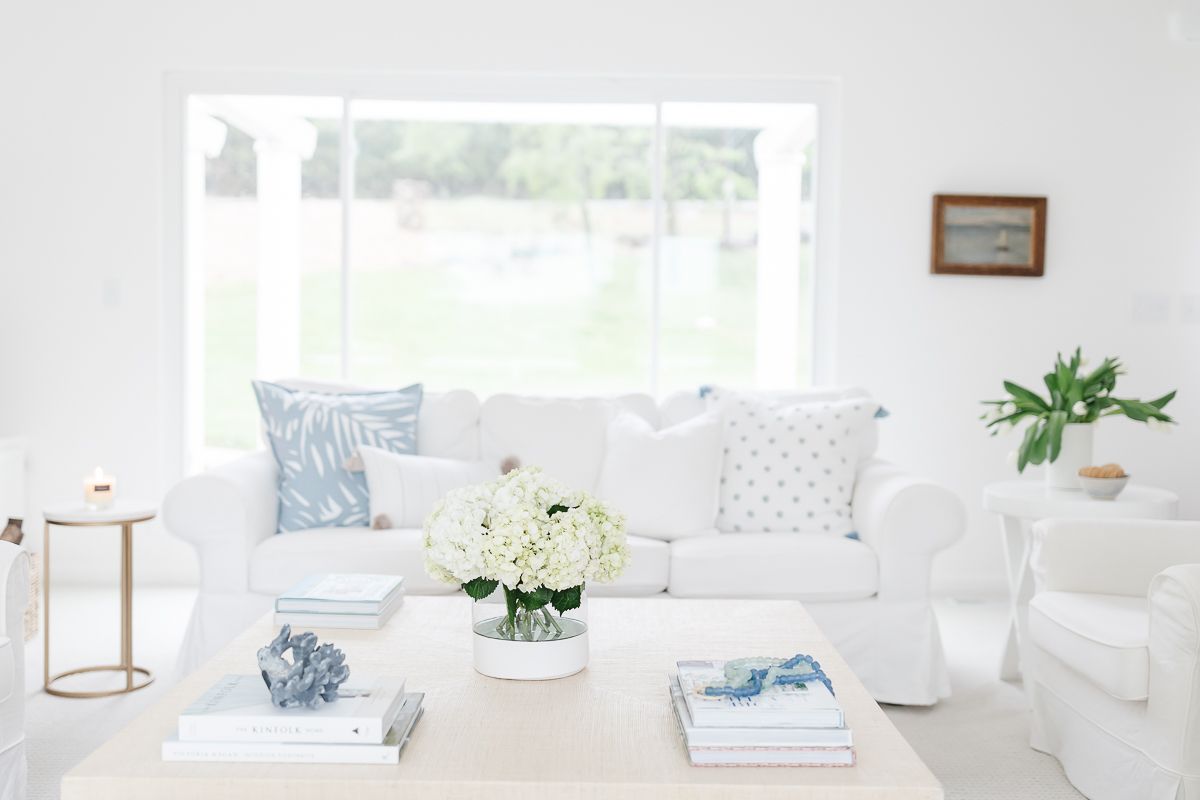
[274,573,405,630]
[163,674,423,764]
[670,660,854,767]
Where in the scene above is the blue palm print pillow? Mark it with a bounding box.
[252,381,423,532]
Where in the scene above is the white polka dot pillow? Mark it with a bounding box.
[715,395,880,536]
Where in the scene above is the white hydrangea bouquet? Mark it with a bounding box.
[423,466,628,641]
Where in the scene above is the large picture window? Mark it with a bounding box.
[184,85,823,466]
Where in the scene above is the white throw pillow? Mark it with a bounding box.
[595,412,722,540]
[359,446,499,529]
[479,394,658,491]
[715,396,880,536]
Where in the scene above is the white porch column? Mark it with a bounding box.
[752,126,809,389]
[203,97,318,382]
[185,109,227,471]
[254,141,304,380]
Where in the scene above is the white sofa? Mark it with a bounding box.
[0,541,28,800]
[1029,518,1200,800]
[165,385,964,705]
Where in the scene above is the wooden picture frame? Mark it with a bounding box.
[931,194,1047,276]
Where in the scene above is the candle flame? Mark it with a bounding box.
[93,467,104,478]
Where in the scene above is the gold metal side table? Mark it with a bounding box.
[43,502,157,698]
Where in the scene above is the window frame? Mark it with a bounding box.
[163,72,841,479]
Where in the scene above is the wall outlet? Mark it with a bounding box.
[102,278,121,309]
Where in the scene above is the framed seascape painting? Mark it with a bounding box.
[931,194,1047,276]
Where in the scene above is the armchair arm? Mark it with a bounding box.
[1032,518,1200,597]
[852,459,965,601]
[1146,564,1200,775]
[0,637,11,705]
[162,450,278,594]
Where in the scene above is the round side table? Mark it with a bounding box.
[43,502,157,698]
[982,480,1178,682]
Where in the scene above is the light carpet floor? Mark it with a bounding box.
[21,590,1082,799]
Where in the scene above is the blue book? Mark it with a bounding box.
[275,574,404,615]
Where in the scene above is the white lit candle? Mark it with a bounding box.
[83,467,117,509]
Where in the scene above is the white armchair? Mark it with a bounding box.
[0,541,29,800]
[1029,517,1200,800]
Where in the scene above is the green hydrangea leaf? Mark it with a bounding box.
[461,577,499,601]
[516,586,553,610]
[551,585,583,614]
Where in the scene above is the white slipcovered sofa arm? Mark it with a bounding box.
[0,637,10,705]
[1032,518,1200,597]
[1146,564,1200,775]
[852,459,965,601]
[163,450,278,594]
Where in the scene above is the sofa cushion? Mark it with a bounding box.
[588,534,670,596]
[249,527,458,596]
[668,532,878,600]
[595,412,722,540]
[714,396,879,537]
[479,394,658,492]
[1029,591,1149,701]
[359,447,498,529]
[660,386,880,459]
[277,380,481,460]
[253,381,422,531]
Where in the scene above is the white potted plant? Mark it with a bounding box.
[982,348,1176,489]
[423,466,628,680]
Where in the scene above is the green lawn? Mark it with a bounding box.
[204,201,810,451]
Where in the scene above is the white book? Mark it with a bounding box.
[179,674,406,744]
[669,677,852,748]
[274,591,404,630]
[165,694,424,764]
[670,687,854,767]
[676,660,844,729]
[275,574,405,614]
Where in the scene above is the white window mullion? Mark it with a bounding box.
[649,101,665,397]
[339,96,355,381]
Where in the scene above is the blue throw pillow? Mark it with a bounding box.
[252,381,423,532]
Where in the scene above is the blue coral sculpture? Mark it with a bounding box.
[256,624,351,709]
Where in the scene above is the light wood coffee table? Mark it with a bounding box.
[63,597,941,799]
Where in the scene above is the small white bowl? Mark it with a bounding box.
[1078,474,1130,500]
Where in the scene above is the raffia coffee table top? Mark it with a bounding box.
[63,597,941,800]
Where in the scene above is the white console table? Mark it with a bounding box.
[983,480,1178,682]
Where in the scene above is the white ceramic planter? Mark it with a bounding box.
[472,621,589,680]
[1045,422,1094,490]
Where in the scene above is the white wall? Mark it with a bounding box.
[1,1,1198,590]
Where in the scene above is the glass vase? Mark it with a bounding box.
[471,586,588,680]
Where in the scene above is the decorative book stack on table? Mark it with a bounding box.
[274,574,405,630]
[672,658,854,767]
[163,674,422,764]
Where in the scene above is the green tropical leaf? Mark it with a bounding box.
[1017,422,1040,472]
[551,584,584,614]
[1112,398,1154,421]
[1004,381,1050,412]
[1027,424,1049,465]
[1148,390,1176,410]
[461,577,499,601]
[1046,410,1067,462]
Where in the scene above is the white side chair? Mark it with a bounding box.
[0,541,29,800]
[1029,517,1200,800]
